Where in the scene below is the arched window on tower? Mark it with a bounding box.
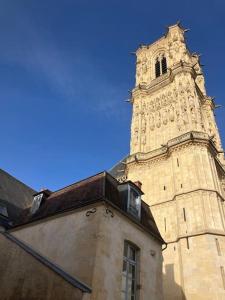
[155,55,167,78]
[155,58,161,78]
[161,56,167,74]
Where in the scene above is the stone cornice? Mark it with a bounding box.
[166,230,225,245]
[127,131,219,165]
[131,61,197,98]
[149,188,225,208]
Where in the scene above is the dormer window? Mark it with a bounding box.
[128,186,141,218]
[31,193,44,214]
[118,182,142,220]
[0,204,8,217]
[30,189,52,215]
[155,55,167,78]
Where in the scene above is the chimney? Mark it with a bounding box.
[134,181,142,190]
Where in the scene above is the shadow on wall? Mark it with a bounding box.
[0,234,84,300]
[163,264,186,300]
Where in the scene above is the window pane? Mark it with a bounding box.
[129,188,140,218]
[128,246,136,261]
[121,273,127,293]
[124,242,128,257]
[123,260,127,272]
[121,291,126,300]
[155,60,161,77]
[0,205,8,217]
[127,275,132,299]
[162,56,167,74]
[130,189,139,206]
[128,263,133,277]
[122,243,137,300]
[132,265,136,278]
[131,279,135,294]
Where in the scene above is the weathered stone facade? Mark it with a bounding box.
[0,234,84,300]
[127,23,225,299]
[0,172,164,300]
[9,202,163,300]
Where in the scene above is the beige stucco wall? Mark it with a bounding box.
[91,205,163,300]
[11,205,100,287]
[0,234,84,300]
[10,203,163,300]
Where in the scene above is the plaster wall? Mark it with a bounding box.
[10,203,163,300]
[90,206,163,300]
[0,234,84,300]
[11,206,101,286]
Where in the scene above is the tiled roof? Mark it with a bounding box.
[15,172,164,243]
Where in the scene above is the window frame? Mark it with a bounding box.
[0,205,8,217]
[155,55,167,78]
[121,241,139,300]
[161,56,167,74]
[31,193,44,214]
[127,185,141,220]
[155,58,161,78]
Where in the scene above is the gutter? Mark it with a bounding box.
[162,243,168,251]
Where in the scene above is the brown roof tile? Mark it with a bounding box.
[15,172,164,243]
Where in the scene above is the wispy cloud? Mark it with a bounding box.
[0,5,127,118]
[0,4,125,117]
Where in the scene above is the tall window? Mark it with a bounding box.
[121,242,138,300]
[155,55,167,78]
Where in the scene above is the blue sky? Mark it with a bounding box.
[0,0,225,191]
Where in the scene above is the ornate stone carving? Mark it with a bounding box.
[134,127,139,145]
[176,109,183,131]
[162,108,168,125]
[129,24,225,300]
[156,111,161,128]
[149,113,155,131]
[131,25,224,160]
[168,105,175,122]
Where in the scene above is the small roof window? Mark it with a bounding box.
[0,205,8,217]
[118,182,142,220]
[30,193,44,214]
[127,186,141,219]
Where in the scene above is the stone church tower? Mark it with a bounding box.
[126,23,225,299]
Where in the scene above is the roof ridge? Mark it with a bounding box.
[50,171,106,196]
[0,168,36,193]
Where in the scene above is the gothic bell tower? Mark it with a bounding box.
[126,23,225,299]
